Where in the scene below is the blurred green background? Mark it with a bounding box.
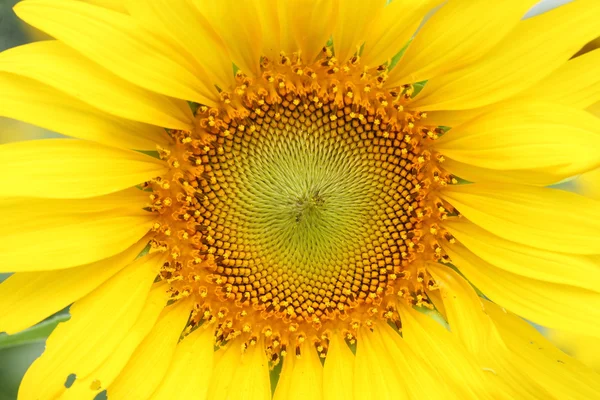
[0,1,24,50]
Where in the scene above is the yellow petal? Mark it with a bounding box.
[422,73,600,128]
[125,0,235,91]
[398,305,501,400]
[0,189,155,272]
[354,326,410,400]
[254,0,281,61]
[361,0,442,68]
[588,100,600,117]
[443,242,600,337]
[485,300,600,399]
[333,0,386,64]
[428,264,565,399]
[420,108,481,128]
[149,327,215,400]
[18,253,164,400]
[425,289,447,319]
[107,298,192,400]
[434,102,600,182]
[387,0,538,87]
[83,0,126,13]
[441,157,568,186]
[0,41,193,130]
[410,0,600,110]
[441,183,600,254]
[356,324,456,400]
[197,0,262,77]
[443,218,600,293]
[14,0,219,105]
[377,323,461,400]
[0,72,169,151]
[0,239,147,334]
[273,341,323,400]
[281,0,337,63]
[427,265,498,354]
[207,337,271,400]
[0,139,167,199]
[323,332,354,400]
[547,329,600,372]
[520,48,600,109]
[59,283,171,400]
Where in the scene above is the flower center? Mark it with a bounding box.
[198,96,424,320]
[147,52,452,355]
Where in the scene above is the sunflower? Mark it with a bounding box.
[1,0,600,399]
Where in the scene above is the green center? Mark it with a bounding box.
[200,102,418,317]
[242,128,375,275]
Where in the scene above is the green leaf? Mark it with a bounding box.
[388,39,412,70]
[187,101,200,114]
[269,358,283,395]
[0,272,11,284]
[0,313,70,350]
[411,80,427,97]
[137,150,160,159]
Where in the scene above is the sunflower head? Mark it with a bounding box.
[1,0,600,399]
[146,50,454,353]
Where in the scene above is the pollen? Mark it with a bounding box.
[146,50,454,360]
